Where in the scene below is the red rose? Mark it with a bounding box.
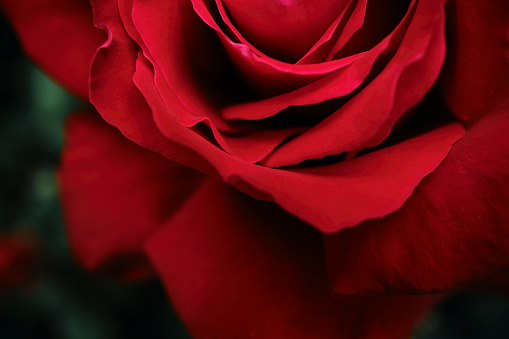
[87,0,468,233]
[1,0,508,337]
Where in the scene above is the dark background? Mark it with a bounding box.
[0,13,508,339]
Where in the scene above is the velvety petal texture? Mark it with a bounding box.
[0,0,105,99]
[89,0,214,174]
[135,43,465,232]
[1,0,507,336]
[89,0,462,233]
[145,178,441,339]
[326,101,509,295]
[440,0,509,121]
[58,112,204,279]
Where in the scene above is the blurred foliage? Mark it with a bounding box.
[0,11,508,339]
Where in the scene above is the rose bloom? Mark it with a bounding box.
[1,0,508,337]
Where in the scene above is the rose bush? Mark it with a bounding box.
[1,0,508,337]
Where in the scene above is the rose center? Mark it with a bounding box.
[222,0,350,63]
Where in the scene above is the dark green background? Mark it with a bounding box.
[0,14,508,339]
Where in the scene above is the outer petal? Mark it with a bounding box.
[58,112,204,279]
[326,101,509,295]
[440,0,509,121]
[0,0,104,99]
[89,0,212,173]
[145,178,440,339]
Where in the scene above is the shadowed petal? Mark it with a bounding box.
[146,178,441,339]
[326,101,509,295]
[440,0,509,121]
[58,112,204,279]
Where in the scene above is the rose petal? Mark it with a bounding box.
[321,0,368,62]
[295,0,359,65]
[145,66,464,232]
[220,0,422,123]
[215,0,357,65]
[330,0,412,59]
[325,101,509,295]
[92,0,463,233]
[128,0,246,132]
[58,112,204,279]
[89,0,212,173]
[133,49,305,163]
[0,0,104,99]
[113,0,304,163]
[440,0,509,122]
[192,0,409,98]
[190,0,367,97]
[122,0,286,142]
[220,0,350,62]
[145,178,441,339]
[261,0,445,167]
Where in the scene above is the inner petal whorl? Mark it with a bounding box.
[221,0,351,63]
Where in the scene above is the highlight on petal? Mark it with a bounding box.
[440,0,509,121]
[58,112,204,279]
[145,178,441,339]
[326,101,509,295]
[0,0,105,99]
